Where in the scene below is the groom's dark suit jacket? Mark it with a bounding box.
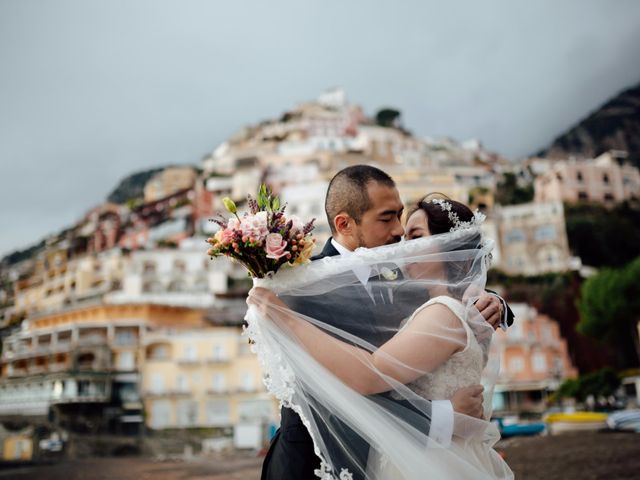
[260,239,514,480]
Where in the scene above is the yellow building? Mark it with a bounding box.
[142,328,277,430]
[13,248,125,318]
[2,434,33,461]
[0,303,204,429]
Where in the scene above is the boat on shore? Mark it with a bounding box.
[606,410,640,432]
[544,412,608,434]
[492,417,546,437]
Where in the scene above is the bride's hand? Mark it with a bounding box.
[247,287,289,317]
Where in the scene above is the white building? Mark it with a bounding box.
[106,243,235,309]
[496,202,573,275]
[279,181,330,247]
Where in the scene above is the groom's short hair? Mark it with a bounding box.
[325,165,395,234]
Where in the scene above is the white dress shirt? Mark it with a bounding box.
[331,238,454,447]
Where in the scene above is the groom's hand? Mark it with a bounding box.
[451,385,484,419]
[475,292,503,330]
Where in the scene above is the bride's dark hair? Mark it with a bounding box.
[409,193,484,299]
[409,193,475,234]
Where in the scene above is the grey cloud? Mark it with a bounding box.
[1,0,640,255]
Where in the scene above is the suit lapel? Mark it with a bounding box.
[312,238,340,260]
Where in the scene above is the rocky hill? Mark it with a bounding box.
[537,81,640,167]
[106,167,165,204]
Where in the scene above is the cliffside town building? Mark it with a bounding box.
[534,151,640,205]
[493,303,578,413]
[496,201,574,275]
[0,303,276,437]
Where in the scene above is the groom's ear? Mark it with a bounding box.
[334,213,353,236]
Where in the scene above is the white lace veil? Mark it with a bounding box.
[245,226,513,480]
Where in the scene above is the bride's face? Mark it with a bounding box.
[405,209,430,241]
[404,209,443,280]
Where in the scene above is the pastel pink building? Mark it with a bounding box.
[492,303,578,413]
[534,151,640,205]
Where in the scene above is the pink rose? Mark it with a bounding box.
[265,233,288,260]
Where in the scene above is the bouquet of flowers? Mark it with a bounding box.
[206,184,316,278]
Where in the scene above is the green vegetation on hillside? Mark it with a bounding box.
[107,167,165,204]
[577,256,640,368]
[553,367,620,403]
[495,172,534,205]
[565,202,640,268]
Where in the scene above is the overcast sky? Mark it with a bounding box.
[1,0,640,257]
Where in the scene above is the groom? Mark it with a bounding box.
[260,165,514,480]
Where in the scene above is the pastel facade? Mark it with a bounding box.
[493,303,578,413]
[142,329,277,430]
[496,201,572,275]
[13,249,126,317]
[0,304,203,424]
[105,246,233,308]
[0,302,275,437]
[534,152,640,205]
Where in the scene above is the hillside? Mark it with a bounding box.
[106,167,165,204]
[537,81,640,167]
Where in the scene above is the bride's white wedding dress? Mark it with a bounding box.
[367,295,513,480]
[247,233,512,480]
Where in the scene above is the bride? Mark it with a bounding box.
[246,196,513,480]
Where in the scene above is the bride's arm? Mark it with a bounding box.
[248,287,466,395]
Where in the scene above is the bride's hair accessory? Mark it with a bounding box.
[428,198,486,233]
[428,198,492,267]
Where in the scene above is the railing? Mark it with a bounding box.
[48,363,67,372]
[146,355,170,362]
[28,366,47,374]
[142,389,191,397]
[177,358,201,365]
[235,386,259,394]
[205,357,230,364]
[77,335,108,345]
[206,388,230,395]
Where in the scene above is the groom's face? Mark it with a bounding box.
[353,182,405,248]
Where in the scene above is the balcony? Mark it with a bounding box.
[172,388,191,397]
[206,388,230,396]
[77,335,108,346]
[177,358,201,366]
[235,386,259,394]
[205,356,230,364]
[48,363,68,373]
[6,367,28,377]
[54,341,72,352]
[146,354,170,363]
[143,388,191,398]
[51,391,110,404]
[28,365,48,375]
[143,389,170,397]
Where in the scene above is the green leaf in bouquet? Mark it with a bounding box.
[257,184,268,209]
